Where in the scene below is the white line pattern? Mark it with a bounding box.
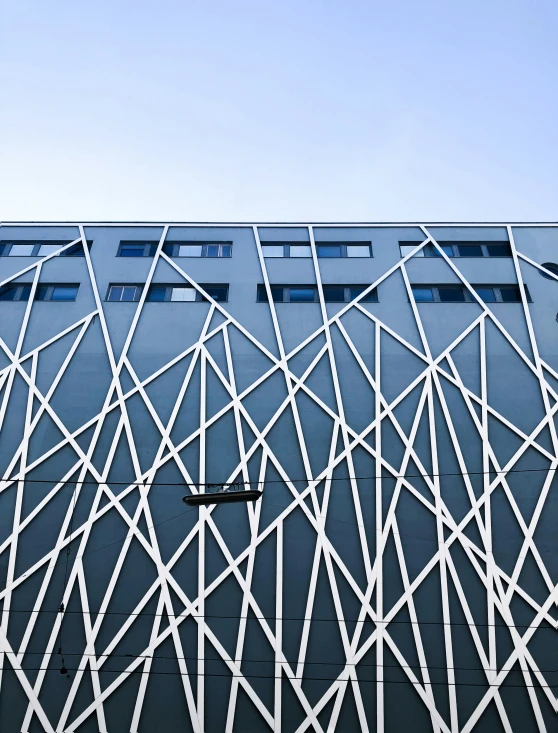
[0,224,555,732]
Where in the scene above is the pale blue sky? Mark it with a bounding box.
[1,0,557,222]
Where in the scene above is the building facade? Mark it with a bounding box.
[0,221,555,732]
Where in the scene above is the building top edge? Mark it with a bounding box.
[2,221,558,227]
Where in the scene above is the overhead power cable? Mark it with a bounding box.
[3,463,558,487]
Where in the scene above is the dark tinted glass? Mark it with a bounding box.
[20,285,32,301]
[539,262,558,280]
[36,285,50,301]
[221,245,232,257]
[206,245,220,258]
[63,244,85,257]
[323,287,345,302]
[269,286,283,302]
[203,285,228,301]
[438,287,466,302]
[0,285,17,300]
[457,244,483,257]
[350,286,377,302]
[289,288,315,302]
[486,244,511,257]
[108,286,123,301]
[473,287,497,302]
[317,245,342,258]
[147,285,167,302]
[499,286,522,302]
[412,287,434,302]
[51,286,78,301]
[120,244,145,257]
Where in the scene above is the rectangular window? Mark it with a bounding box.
[262,245,285,258]
[0,242,87,257]
[316,242,372,258]
[289,245,312,258]
[0,283,79,302]
[412,284,529,303]
[146,284,228,302]
[107,285,142,302]
[0,284,30,301]
[163,242,232,258]
[400,241,512,258]
[257,284,378,303]
[118,242,157,257]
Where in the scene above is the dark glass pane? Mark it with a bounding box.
[269,286,283,302]
[147,285,166,302]
[120,245,145,257]
[121,286,137,302]
[457,244,483,257]
[0,286,17,300]
[206,245,220,258]
[412,287,434,302]
[438,287,466,302]
[162,244,175,256]
[50,286,78,301]
[323,287,345,302]
[317,245,342,258]
[148,244,159,256]
[63,244,84,257]
[0,244,7,256]
[20,286,32,301]
[289,288,315,302]
[486,244,511,257]
[36,285,50,301]
[203,285,228,301]
[108,286,123,301]
[221,245,232,257]
[350,286,377,302]
[473,287,497,302]
[499,286,522,302]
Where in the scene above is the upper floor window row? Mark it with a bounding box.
[107,283,229,302]
[0,242,86,257]
[400,241,512,259]
[411,284,528,303]
[118,242,232,258]
[261,242,373,259]
[257,284,378,303]
[0,283,79,301]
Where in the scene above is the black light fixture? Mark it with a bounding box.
[183,483,262,506]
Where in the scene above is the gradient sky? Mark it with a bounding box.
[1,0,557,222]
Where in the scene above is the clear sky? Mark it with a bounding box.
[1,0,557,222]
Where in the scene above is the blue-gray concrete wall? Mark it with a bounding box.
[0,223,555,732]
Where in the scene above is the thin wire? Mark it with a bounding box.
[2,608,554,630]
[1,666,554,688]
[16,650,558,675]
[3,463,558,488]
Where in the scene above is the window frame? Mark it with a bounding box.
[0,241,88,257]
[257,284,378,303]
[400,241,512,259]
[117,242,158,257]
[260,242,373,258]
[0,283,80,302]
[106,284,144,302]
[410,284,530,303]
[163,242,233,258]
[146,283,229,302]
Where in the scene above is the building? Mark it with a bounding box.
[0,221,555,732]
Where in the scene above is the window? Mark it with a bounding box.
[411,284,529,303]
[257,285,378,303]
[163,242,232,258]
[36,285,79,301]
[118,242,158,257]
[539,263,558,280]
[0,283,79,301]
[107,285,142,302]
[261,242,372,258]
[400,241,511,258]
[146,284,228,302]
[0,242,86,257]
